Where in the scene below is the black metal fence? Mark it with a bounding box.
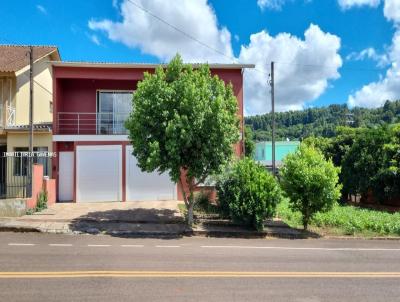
[0,156,33,199]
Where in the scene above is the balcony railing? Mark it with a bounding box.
[57,112,130,135]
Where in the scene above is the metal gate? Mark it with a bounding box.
[0,155,32,199]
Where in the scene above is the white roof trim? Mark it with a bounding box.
[53,135,129,142]
[51,61,255,69]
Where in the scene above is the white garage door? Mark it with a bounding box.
[76,145,122,202]
[126,146,176,201]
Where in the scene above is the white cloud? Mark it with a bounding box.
[384,0,400,23]
[345,0,400,107]
[89,1,342,115]
[36,4,47,14]
[88,0,233,63]
[239,24,342,114]
[257,0,287,10]
[346,47,389,67]
[338,0,380,10]
[348,30,400,107]
[89,34,101,46]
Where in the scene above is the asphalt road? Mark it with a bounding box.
[0,232,399,302]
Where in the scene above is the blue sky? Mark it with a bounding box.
[1,0,399,115]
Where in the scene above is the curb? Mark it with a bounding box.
[1,224,399,240]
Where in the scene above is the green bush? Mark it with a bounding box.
[280,144,342,230]
[216,158,282,231]
[36,190,48,212]
[193,190,219,214]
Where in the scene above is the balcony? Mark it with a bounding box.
[57,112,130,135]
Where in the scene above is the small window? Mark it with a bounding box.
[13,147,49,176]
[14,147,29,176]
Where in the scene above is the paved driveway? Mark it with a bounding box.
[18,200,183,223]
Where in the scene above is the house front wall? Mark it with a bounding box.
[53,65,245,202]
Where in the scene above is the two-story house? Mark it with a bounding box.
[52,61,252,203]
[0,45,61,178]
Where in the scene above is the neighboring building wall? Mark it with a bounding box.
[15,55,53,125]
[255,141,300,165]
[6,132,53,153]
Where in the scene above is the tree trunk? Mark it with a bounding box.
[187,201,194,226]
[303,219,308,231]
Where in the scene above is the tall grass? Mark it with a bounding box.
[277,199,400,236]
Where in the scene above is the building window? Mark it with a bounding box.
[13,147,49,176]
[97,91,133,134]
[14,147,29,176]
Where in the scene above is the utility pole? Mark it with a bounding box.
[270,61,276,176]
[29,46,34,153]
[28,46,34,197]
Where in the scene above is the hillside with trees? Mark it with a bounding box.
[245,100,400,141]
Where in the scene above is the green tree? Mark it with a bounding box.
[302,136,333,158]
[341,126,389,199]
[370,124,400,203]
[244,125,256,158]
[216,158,282,231]
[125,55,239,225]
[280,144,342,230]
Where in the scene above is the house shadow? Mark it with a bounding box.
[69,208,188,239]
[68,208,320,240]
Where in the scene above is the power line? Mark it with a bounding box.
[126,0,272,76]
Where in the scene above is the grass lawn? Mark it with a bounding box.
[277,199,400,237]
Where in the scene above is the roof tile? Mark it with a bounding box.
[0,45,59,72]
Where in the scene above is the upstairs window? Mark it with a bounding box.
[97,91,133,134]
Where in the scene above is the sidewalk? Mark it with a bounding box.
[0,203,306,238]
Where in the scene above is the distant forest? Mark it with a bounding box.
[245,100,400,141]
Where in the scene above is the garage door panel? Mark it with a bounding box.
[77,145,122,202]
[126,146,176,201]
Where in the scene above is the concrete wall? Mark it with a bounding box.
[0,199,27,217]
[26,164,56,209]
[15,55,53,125]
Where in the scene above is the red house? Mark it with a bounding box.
[52,62,253,203]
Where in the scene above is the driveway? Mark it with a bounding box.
[0,200,186,235]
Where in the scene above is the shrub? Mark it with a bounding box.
[193,190,219,214]
[280,144,341,230]
[36,190,48,212]
[216,158,282,231]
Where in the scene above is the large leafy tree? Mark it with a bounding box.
[280,144,341,230]
[125,55,240,225]
[341,126,389,199]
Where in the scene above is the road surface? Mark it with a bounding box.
[0,232,399,301]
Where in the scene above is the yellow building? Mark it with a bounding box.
[0,45,60,179]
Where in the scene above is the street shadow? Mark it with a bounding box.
[69,208,187,239]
